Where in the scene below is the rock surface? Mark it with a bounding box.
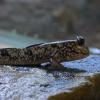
[0,54,100,100]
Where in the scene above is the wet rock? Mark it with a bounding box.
[89,47,100,55]
[0,54,100,100]
[48,74,100,100]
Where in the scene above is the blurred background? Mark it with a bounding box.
[0,0,100,48]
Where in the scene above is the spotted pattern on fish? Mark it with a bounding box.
[0,36,89,68]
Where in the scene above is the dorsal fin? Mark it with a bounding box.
[26,43,44,48]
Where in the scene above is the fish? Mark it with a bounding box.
[0,36,89,68]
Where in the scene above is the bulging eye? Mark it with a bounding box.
[77,36,85,45]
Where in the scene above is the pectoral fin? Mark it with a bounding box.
[50,58,64,69]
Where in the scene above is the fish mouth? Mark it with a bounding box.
[72,46,89,61]
[82,46,89,56]
[77,47,89,60]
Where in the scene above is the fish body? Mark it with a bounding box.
[0,36,89,67]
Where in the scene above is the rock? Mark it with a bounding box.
[48,74,100,100]
[0,54,99,100]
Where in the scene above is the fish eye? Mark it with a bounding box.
[77,36,85,45]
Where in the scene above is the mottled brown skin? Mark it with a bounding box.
[0,36,89,68]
